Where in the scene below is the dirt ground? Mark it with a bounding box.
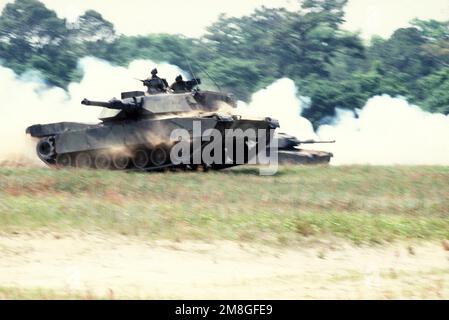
[1,232,448,299]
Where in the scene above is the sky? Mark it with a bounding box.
[0,0,448,39]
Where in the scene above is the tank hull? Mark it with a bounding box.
[274,133,334,165]
[28,115,278,171]
[277,149,333,165]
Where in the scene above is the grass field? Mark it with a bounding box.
[1,165,448,245]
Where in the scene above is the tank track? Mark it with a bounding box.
[36,136,258,172]
[277,149,332,165]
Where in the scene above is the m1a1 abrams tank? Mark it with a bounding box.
[275,133,335,165]
[26,78,279,171]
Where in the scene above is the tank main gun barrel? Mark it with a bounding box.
[81,98,142,111]
[297,140,336,144]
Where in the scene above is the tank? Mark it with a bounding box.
[275,133,335,165]
[26,81,279,171]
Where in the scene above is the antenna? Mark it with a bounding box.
[202,68,222,93]
[185,57,200,88]
[183,55,222,92]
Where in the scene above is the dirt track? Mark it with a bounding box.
[1,233,448,299]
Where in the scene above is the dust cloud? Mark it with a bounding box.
[0,57,184,165]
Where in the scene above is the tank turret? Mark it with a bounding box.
[276,133,335,165]
[80,90,237,122]
[81,97,142,111]
[276,133,335,151]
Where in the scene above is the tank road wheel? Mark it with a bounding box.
[150,146,167,167]
[75,152,92,168]
[112,154,130,170]
[94,152,112,170]
[132,149,149,169]
[55,153,72,167]
[36,137,55,160]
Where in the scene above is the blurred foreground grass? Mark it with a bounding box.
[0,166,448,245]
[0,286,106,300]
[0,286,168,300]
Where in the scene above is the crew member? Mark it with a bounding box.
[144,68,169,94]
[170,75,188,93]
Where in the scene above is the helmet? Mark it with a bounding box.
[151,68,158,75]
[175,75,183,82]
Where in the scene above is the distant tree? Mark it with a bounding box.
[69,10,116,44]
[0,0,78,86]
[0,0,447,123]
[417,68,449,114]
[411,19,449,67]
[202,8,289,98]
[273,0,364,79]
[368,27,438,93]
[67,10,116,58]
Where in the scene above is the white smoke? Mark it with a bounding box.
[236,78,317,140]
[0,57,185,164]
[239,79,449,165]
[318,95,449,165]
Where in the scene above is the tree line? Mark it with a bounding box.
[1,0,448,127]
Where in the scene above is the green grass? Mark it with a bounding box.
[0,286,172,299]
[0,286,104,300]
[0,165,448,244]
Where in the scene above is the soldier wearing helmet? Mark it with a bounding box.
[143,68,169,94]
[170,75,188,93]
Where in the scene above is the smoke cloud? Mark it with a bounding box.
[0,59,448,166]
[236,78,317,140]
[0,57,184,164]
[239,79,449,165]
[318,96,449,165]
